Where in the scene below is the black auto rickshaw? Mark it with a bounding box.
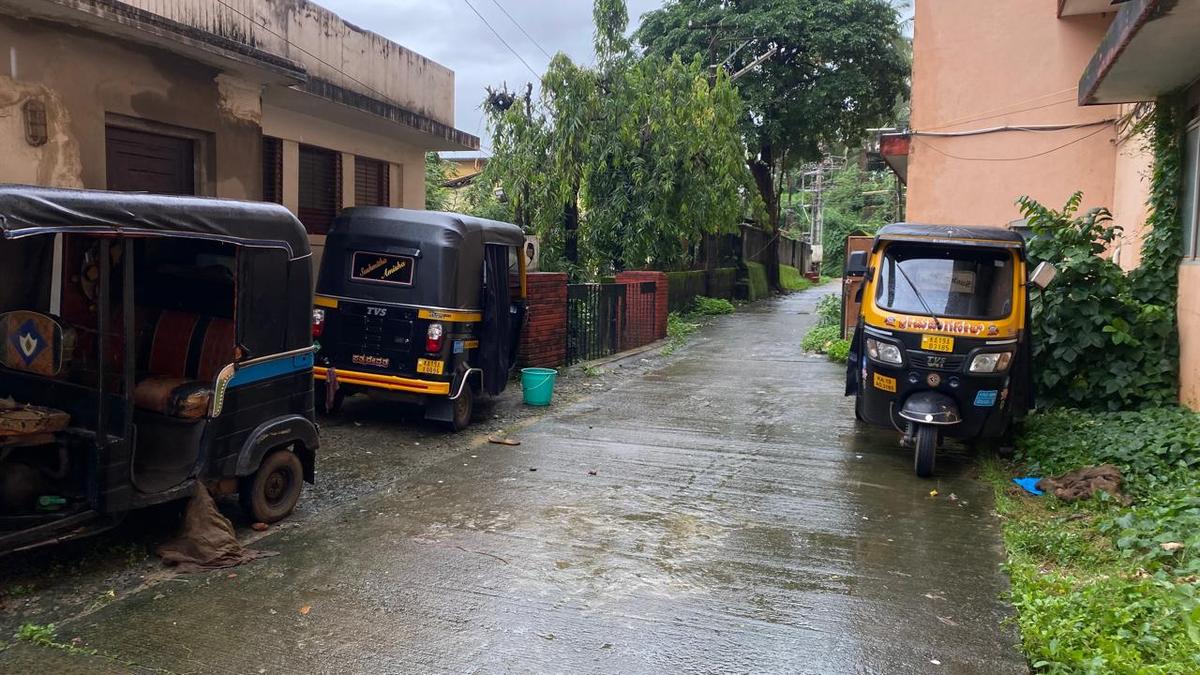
[844,224,1055,477]
[312,208,527,430]
[0,186,318,554]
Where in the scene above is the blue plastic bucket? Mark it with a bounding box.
[521,367,558,406]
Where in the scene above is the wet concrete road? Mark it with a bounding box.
[1,288,1024,674]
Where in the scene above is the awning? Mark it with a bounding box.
[879,133,910,185]
[1079,0,1200,105]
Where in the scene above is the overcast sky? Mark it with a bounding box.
[318,1,913,157]
[319,0,665,156]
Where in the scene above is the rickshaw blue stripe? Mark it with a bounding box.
[228,352,315,388]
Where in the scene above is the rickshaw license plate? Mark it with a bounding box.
[416,358,444,375]
[921,335,955,352]
[873,373,897,393]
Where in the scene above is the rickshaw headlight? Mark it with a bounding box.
[866,338,903,365]
[969,351,1013,373]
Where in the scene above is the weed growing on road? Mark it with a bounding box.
[780,265,812,292]
[692,296,735,316]
[662,312,701,356]
[801,294,850,363]
[986,407,1200,673]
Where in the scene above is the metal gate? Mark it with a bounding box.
[566,281,658,365]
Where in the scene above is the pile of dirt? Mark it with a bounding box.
[1037,465,1130,505]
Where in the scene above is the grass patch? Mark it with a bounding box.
[780,265,812,292]
[987,408,1200,673]
[661,296,738,356]
[692,296,735,316]
[800,293,848,363]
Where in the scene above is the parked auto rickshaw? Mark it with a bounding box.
[0,186,317,554]
[844,224,1055,477]
[312,208,527,430]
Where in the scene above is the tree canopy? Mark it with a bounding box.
[636,0,909,287]
[471,0,753,277]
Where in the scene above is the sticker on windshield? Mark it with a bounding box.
[351,251,415,286]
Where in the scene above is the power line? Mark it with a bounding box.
[488,0,553,61]
[912,124,1111,162]
[462,0,541,81]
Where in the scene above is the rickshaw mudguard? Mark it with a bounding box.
[234,414,319,483]
[898,391,961,426]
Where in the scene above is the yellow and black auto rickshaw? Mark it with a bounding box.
[312,208,527,430]
[844,224,1055,477]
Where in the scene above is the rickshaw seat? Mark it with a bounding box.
[133,311,236,419]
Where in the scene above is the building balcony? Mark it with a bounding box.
[1079,0,1200,105]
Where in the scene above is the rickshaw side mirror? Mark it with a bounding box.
[845,251,869,277]
[1030,261,1057,290]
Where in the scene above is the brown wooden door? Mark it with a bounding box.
[842,236,874,338]
[105,126,195,195]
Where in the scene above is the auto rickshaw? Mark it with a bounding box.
[843,224,1055,477]
[0,186,318,554]
[312,208,527,430]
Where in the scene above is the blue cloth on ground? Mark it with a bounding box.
[1013,477,1043,496]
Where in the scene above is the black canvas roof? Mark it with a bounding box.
[329,207,525,248]
[877,223,1025,245]
[0,185,310,259]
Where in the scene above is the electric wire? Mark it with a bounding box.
[463,0,542,80]
[912,124,1111,162]
[488,0,554,61]
[911,119,1115,137]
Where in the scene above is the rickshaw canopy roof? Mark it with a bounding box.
[875,223,1026,250]
[329,207,525,248]
[0,185,310,260]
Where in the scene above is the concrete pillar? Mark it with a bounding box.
[389,162,403,207]
[341,152,355,209]
[281,139,299,214]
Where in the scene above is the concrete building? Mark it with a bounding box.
[884,0,1200,408]
[0,0,478,263]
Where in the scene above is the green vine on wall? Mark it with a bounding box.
[1131,93,1186,306]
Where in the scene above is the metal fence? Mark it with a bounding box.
[565,282,658,364]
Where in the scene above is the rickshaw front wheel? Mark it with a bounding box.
[914,425,938,478]
[240,448,304,524]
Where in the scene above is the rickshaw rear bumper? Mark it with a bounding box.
[314,368,450,396]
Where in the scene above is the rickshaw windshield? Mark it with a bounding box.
[875,243,1014,320]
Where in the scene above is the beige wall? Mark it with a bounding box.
[96,0,455,126]
[1110,104,1155,270]
[907,0,1120,226]
[0,15,261,198]
[1180,264,1200,409]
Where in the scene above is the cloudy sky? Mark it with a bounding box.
[319,0,665,156]
[318,1,913,156]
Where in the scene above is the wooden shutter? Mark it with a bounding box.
[355,157,389,207]
[262,136,282,204]
[298,144,338,235]
[105,126,195,195]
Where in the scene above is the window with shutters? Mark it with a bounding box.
[298,144,340,235]
[355,156,390,207]
[262,136,283,205]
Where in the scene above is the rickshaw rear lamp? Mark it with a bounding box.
[425,322,445,353]
[312,308,326,338]
[969,351,1013,373]
[866,338,903,365]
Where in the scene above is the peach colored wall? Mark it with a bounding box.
[1110,105,1155,271]
[907,0,1120,226]
[1180,264,1200,408]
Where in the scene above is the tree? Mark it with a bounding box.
[637,0,909,289]
[424,152,452,211]
[472,0,753,276]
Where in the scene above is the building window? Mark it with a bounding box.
[262,136,283,205]
[355,156,390,207]
[298,144,340,235]
[1182,123,1199,259]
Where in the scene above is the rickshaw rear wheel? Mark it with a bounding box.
[240,448,304,524]
[448,387,474,432]
[914,425,937,478]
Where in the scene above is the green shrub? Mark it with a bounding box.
[745,261,769,300]
[801,324,840,353]
[825,339,850,363]
[662,311,701,356]
[779,265,812,292]
[1019,193,1176,410]
[692,296,735,316]
[815,293,841,328]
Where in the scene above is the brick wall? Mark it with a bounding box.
[615,271,668,342]
[518,272,568,368]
